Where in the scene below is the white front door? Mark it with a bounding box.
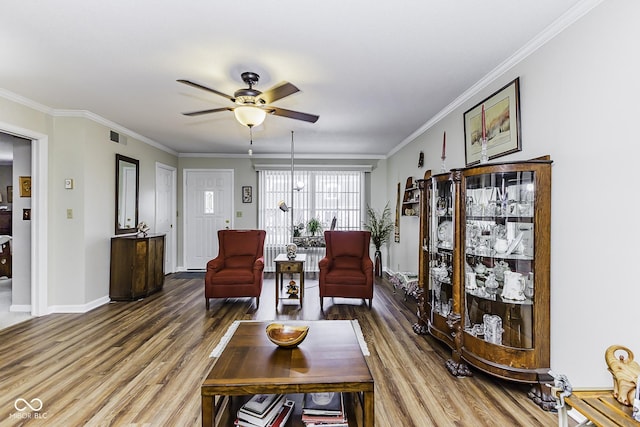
[155,163,176,274]
[184,169,233,270]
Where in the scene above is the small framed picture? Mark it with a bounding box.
[242,186,252,203]
[19,176,31,197]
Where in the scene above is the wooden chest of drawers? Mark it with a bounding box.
[110,234,165,301]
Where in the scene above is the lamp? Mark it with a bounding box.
[234,106,266,128]
[277,131,298,239]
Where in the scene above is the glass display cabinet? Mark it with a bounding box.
[417,158,553,405]
[426,171,458,349]
[414,170,431,335]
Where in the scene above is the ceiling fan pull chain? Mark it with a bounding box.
[249,126,253,145]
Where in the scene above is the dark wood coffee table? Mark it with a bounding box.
[202,320,375,426]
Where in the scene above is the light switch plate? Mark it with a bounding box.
[64,178,74,189]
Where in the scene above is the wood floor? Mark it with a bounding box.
[0,273,561,426]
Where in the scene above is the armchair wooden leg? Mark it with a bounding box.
[320,297,324,311]
[368,298,372,309]
[255,297,260,309]
[205,298,209,310]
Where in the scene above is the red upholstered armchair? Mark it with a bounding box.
[204,229,266,310]
[318,231,374,310]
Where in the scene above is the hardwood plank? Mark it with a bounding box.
[0,273,561,426]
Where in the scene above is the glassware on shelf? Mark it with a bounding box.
[480,137,488,164]
[493,260,510,282]
[484,272,499,296]
[501,271,526,301]
[524,272,534,299]
[483,314,503,345]
[465,271,477,290]
[441,298,452,317]
[475,236,491,256]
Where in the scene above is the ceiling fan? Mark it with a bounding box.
[177,72,319,128]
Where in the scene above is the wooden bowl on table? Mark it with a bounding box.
[266,323,309,348]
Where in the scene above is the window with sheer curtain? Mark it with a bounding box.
[258,169,365,272]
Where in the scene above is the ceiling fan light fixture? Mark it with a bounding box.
[234,105,266,128]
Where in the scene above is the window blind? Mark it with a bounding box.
[258,170,364,272]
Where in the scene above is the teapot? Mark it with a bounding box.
[493,238,508,254]
[501,271,526,300]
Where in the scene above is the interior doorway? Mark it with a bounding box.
[0,121,48,321]
[155,163,177,274]
[0,131,34,328]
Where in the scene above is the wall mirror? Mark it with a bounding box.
[115,154,139,235]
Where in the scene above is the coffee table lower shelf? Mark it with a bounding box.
[208,392,365,427]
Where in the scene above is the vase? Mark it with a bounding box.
[374,250,382,277]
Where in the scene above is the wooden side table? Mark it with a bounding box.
[274,253,306,309]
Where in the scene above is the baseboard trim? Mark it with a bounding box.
[9,304,31,313]
[49,296,110,314]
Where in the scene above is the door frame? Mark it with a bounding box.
[182,168,234,270]
[0,120,48,317]
[155,162,177,274]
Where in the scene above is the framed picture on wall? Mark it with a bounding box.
[242,186,252,203]
[19,176,31,197]
[464,77,522,166]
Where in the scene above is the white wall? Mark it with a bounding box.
[0,100,179,311]
[384,0,640,387]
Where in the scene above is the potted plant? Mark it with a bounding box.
[363,203,394,277]
[306,217,323,236]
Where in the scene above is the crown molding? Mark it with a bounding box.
[388,0,605,158]
[0,89,177,156]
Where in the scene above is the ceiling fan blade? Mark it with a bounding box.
[258,82,300,104]
[182,107,233,117]
[177,79,235,102]
[268,107,319,123]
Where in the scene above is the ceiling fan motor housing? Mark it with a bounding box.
[234,88,262,105]
[235,72,264,105]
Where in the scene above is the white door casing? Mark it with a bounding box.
[155,163,176,274]
[183,169,233,270]
[0,121,48,317]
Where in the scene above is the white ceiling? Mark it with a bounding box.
[1,0,589,157]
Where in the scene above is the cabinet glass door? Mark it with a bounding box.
[463,170,536,349]
[429,175,455,323]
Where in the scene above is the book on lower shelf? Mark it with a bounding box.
[236,394,287,427]
[302,392,347,425]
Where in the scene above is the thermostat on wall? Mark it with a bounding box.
[64,179,74,189]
